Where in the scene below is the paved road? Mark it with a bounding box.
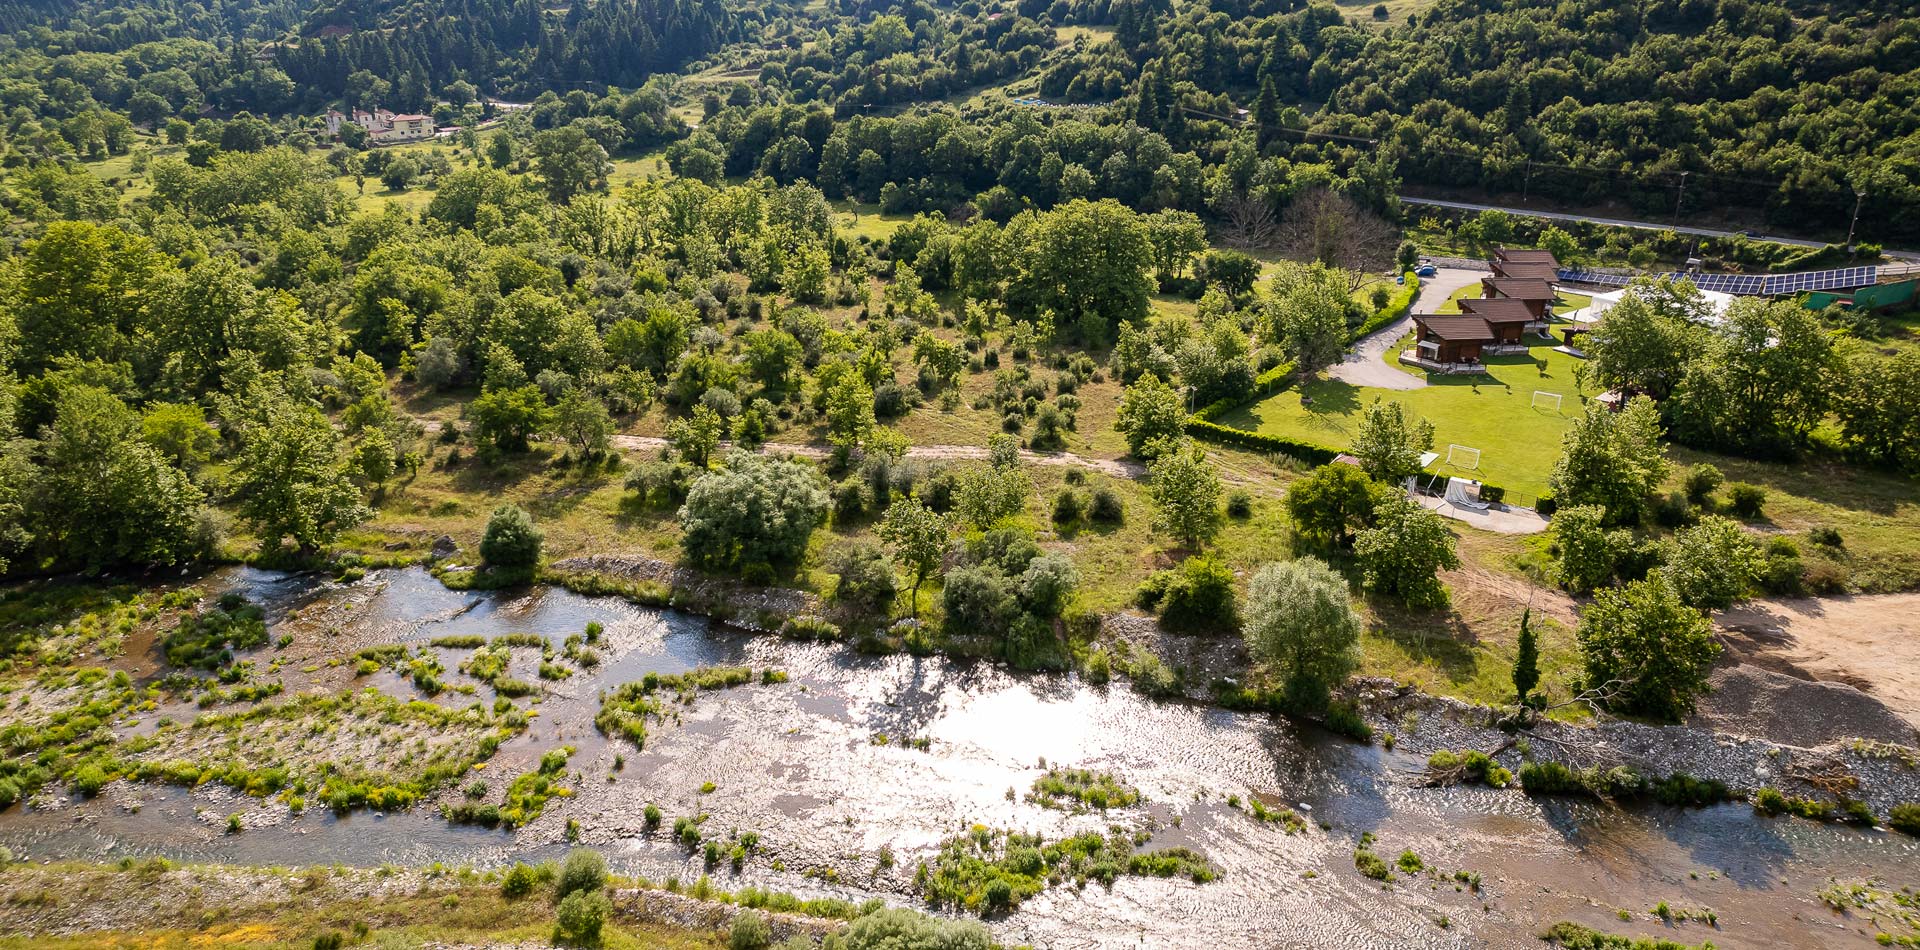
[1326,267,1484,390]
[1399,195,1920,258]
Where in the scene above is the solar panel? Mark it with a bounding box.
[1557,265,1878,297]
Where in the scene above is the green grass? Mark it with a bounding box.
[831,198,913,242]
[1435,283,1482,314]
[1220,339,1585,502]
[1664,446,1920,593]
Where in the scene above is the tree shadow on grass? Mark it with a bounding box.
[1298,378,1362,417]
[1366,596,1482,684]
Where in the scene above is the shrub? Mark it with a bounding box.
[828,542,897,615]
[501,863,540,898]
[1807,526,1843,549]
[779,615,844,641]
[1154,556,1238,632]
[554,849,607,904]
[1322,701,1372,742]
[553,889,610,946]
[71,763,108,797]
[1518,761,1584,796]
[481,504,543,570]
[730,910,772,950]
[1225,490,1253,519]
[1889,803,1920,836]
[1353,848,1389,880]
[1653,490,1694,528]
[1088,487,1124,523]
[1682,464,1723,503]
[1051,489,1082,524]
[1726,482,1767,518]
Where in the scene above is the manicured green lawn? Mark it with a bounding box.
[1218,339,1588,502]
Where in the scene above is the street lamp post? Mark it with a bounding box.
[1847,190,1866,248]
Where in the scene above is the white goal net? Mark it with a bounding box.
[1444,444,1482,469]
[1530,390,1564,412]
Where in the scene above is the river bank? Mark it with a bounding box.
[4,565,1919,948]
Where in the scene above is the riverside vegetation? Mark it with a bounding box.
[1,0,1920,946]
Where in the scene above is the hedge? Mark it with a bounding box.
[1252,360,1297,392]
[1186,418,1342,465]
[1350,272,1421,343]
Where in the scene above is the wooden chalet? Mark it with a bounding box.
[1478,277,1557,319]
[1488,249,1561,282]
[1459,298,1542,346]
[1404,314,1496,372]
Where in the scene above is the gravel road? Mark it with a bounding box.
[1327,267,1487,390]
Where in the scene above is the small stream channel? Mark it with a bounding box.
[2,567,1914,948]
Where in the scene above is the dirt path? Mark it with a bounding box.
[1715,593,1920,728]
[418,418,1152,481]
[611,432,1150,479]
[1327,267,1487,390]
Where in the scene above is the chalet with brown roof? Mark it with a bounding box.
[1488,247,1561,282]
[1477,277,1556,320]
[1407,314,1495,369]
[1459,297,1542,341]
[1490,260,1558,281]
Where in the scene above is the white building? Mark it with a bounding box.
[325,107,435,143]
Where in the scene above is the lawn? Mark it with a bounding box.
[1218,338,1588,503]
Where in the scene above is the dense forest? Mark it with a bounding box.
[0,0,1915,235]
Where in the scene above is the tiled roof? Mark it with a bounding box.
[1481,277,1556,301]
[1495,247,1559,266]
[1459,297,1537,323]
[1490,260,1559,281]
[1414,314,1496,341]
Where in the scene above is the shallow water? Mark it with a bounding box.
[2,566,1913,948]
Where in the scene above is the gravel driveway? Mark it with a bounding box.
[1327,267,1487,390]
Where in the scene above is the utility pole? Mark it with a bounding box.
[1672,170,1689,225]
[1847,189,1866,247]
[1521,160,1532,204]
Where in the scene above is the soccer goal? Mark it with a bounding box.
[1530,390,1564,412]
[1444,444,1482,470]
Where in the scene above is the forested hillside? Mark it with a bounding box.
[1043,0,1920,236]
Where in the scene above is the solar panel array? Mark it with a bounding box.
[1761,266,1878,295]
[1555,265,1879,297]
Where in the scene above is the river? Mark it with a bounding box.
[1,566,1912,948]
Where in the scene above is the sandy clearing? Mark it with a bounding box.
[1716,593,1920,728]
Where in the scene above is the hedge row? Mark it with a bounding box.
[1186,418,1342,465]
[1350,272,1421,342]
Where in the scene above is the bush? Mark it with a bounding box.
[730,910,772,950]
[1088,487,1124,523]
[481,504,543,570]
[554,849,607,904]
[1888,803,1920,836]
[1225,490,1253,519]
[1682,464,1723,503]
[779,614,844,641]
[1653,490,1694,528]
[71,763,108,797]
[840,908,993,950]
[1154,555,1238,632]
[828,543,897,615]
[1322,701,1372,742]
[1051,489,1082,525]
[1726,482,1767,518]
[553,889,610,946]
[1353,848,1389,880]
[1807,525,1843,549]
[1517,761,1584,796]
[501,863,541,898]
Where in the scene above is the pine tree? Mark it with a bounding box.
[1513,608,1540,708]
